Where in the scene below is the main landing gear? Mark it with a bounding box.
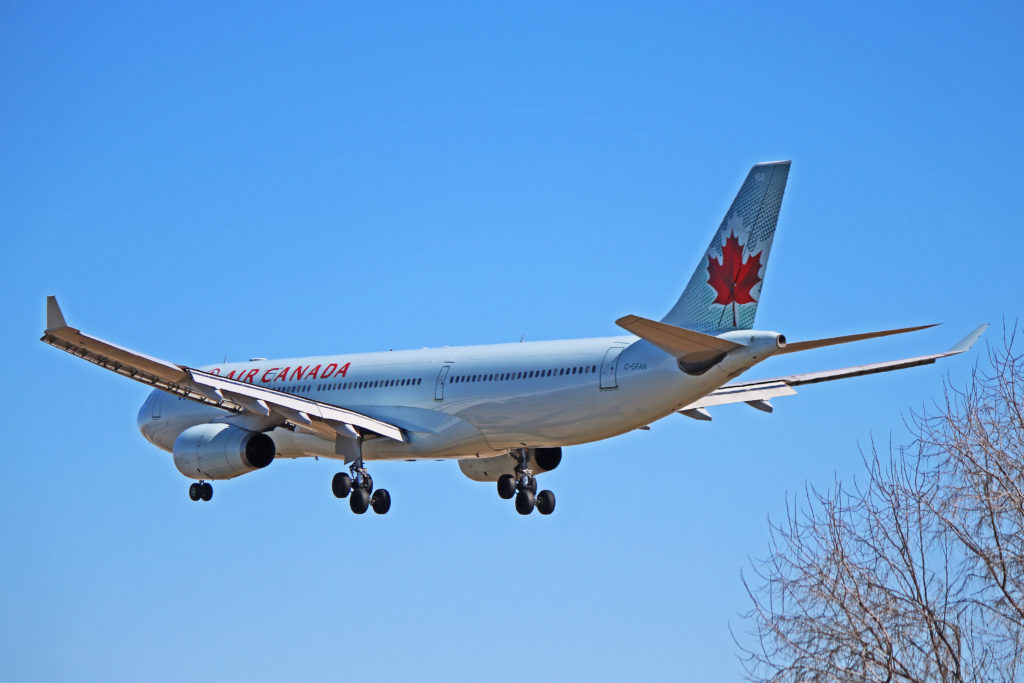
[497,449,556,516]
[332,456,390,515]
[188,481,213,502]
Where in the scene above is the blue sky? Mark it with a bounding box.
[3,2,1022,680]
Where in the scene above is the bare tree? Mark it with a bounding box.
[739,329,1024,682]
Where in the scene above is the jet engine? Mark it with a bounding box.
[172,423,276,480]
[458,447,562,482]
[532,447,562,473]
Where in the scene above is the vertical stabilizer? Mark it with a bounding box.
[662,161,790,333]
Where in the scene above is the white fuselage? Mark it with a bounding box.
[138,332,780,463]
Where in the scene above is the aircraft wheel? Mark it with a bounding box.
[332,472,352,498]
[362,474,373,494]
[497,474,516,499]
[536,490,556,515]
[199,482,213,502]
[371,489,391,514]
[515,489,535,515]
[188,483,201,501]
[350,488,370,514]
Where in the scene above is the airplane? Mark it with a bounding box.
[41,161,986,516]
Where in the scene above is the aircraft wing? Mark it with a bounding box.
[39,296,405,442]
[678,324,988,420]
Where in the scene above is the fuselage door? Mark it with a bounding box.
[600,344,628,389]
[435,365,451,400]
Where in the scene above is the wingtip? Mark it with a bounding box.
[948,324,989,354]
[45,295,67,332]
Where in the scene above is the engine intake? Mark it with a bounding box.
[173,423,276,480]
[533,447,562,472]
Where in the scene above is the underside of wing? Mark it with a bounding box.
[679,324,988,419]
[40,297,404,442]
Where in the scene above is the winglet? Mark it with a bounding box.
[947,324,988,355]
[46,296,68,332]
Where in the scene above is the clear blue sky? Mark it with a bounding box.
[3,2,1022,680]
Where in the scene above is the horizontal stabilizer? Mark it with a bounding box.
[780,324,938,355]
[681,324,987,414]
[616,314,740,362]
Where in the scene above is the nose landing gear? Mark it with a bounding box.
[188,481,213,502]
[498,449,556,515]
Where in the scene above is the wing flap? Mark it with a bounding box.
[43,324,188,385]
[41,297,405,442]
[188,370,404,442]
[684,381,796,409]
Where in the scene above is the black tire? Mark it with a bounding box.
[526,478,538,495]
[362,474,374,494]
[371,489,391,514]
[536,490,556,515]
[350,488,370,514]
[497,474,516,499]
[199,482,213,502]
[332,472,352,498]
[515,489,536,515]
[188,483,201,501]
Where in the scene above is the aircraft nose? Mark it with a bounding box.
[137,391,159,441]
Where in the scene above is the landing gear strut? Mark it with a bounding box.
[497,449,556,515]
[188,481,213,502]
[332,454,389,515]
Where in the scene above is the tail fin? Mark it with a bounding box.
[662,161,790,333]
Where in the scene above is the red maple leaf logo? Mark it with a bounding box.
[706,232,763,326]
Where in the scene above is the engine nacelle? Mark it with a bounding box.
[458,447,563,482]
[533,447,562,473]
[172,423,276,480]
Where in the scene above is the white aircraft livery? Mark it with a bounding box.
[42,161,986,516]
